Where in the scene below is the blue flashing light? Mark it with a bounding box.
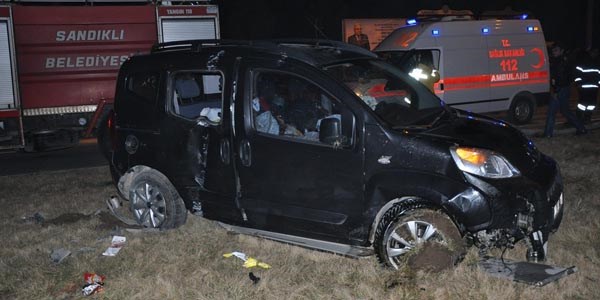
[527,26,534,32]
[407,19,417,26]
[432,29,440,36]
[521,14,528,20]
[482,27,490,34]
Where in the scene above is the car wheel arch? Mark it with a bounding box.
[367,196,463,245]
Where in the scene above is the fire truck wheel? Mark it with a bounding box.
[509,95,535,125]
[374,200,464,271]
[128,168,187,229]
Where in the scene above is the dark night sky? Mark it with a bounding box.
[214,0,600,50]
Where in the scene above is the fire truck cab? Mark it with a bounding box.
[375,11,550,124]
[0,0,220,151]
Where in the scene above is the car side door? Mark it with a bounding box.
[233,58,365,243]
[159,67,239,222]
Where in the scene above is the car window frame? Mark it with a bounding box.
[247,68,357,148]
[166,69,225,123]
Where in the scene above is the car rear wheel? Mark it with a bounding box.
[374,202,464,270]
[128,169,187,229]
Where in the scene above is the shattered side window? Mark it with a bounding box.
[171,71,223,122]
[127,72,159,103]
[251,71,350,144]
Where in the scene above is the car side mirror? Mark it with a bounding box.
[319,117,343,145]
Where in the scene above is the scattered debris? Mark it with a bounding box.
[105,195,140,226]
[478,256,577,286]
[102,236,126,257]
[223,251,271,269]
[78,247,96,253]
[82,272,105,296]
[249,272,260,284]
[50,248,71,264]
[21,212,45,224]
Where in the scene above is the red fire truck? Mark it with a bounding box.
[0,0,220,151]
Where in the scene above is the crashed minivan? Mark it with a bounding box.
[103,40,564,268]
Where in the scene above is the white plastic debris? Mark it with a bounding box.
[102,236,126,257]
[50,248,71,264]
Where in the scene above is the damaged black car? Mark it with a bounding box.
[101,39,564,269]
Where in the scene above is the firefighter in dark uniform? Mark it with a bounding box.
[573,51,600,123]
[347,23,370,50]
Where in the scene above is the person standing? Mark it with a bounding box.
[543,43,587,137]
[573,50,600,123]
[347,23,371,50]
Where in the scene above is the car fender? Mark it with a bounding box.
[362,170,492,243]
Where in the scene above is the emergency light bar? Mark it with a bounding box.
[521,14,528,20]
[527,26,539,32]
[407,19,417,25]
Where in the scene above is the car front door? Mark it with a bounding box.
[233,59,365,243]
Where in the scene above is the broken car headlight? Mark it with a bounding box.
[450,146,520,178]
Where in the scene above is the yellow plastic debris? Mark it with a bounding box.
[223,251,271,269]
[243,257,271,269]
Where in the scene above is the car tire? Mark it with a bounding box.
[127,168,187,229]
[509,95,535,125]
[374,201,464,270]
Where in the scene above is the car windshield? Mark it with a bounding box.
[323,59,445,127]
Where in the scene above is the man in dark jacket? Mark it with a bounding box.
[347,23,370,50]
[543,43,587,137]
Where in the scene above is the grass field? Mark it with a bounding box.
[1,131,598,300]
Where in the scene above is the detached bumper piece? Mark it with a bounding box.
[479,256,577,286]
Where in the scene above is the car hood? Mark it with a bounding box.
[416,110,540,172]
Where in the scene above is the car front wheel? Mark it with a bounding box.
[374,202,464,270]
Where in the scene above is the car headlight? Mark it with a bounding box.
[450,146,520,178]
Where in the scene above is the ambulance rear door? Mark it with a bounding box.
[0,6,23,149]
[157,4,220,43]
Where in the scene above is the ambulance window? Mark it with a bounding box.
[380,50,440,74]
[171,71,223,122]
[126,72,159,104]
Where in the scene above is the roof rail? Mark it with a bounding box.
[151,38,376,58]
[273,38,376,56]
[151,39,255,53]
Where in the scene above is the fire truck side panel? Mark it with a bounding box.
[157,5,220,42]
[12,6,157,111]
[0,6,23,149]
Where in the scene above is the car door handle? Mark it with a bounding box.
[220,139,231,165]
[239,139,251,167]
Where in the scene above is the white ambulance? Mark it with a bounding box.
[375,14,550,124]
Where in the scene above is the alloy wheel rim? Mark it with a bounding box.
[131,182,167,228]
[385,220,444,269]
